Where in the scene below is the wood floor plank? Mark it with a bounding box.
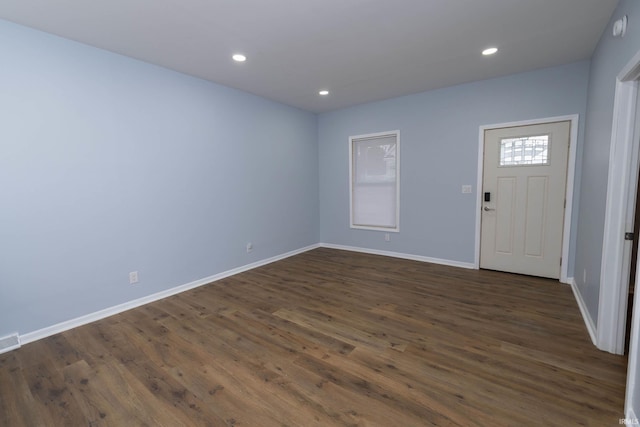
[0,352,49,427]
[122,308,291,426]
[15,340,87,427]
[0,248,628,426]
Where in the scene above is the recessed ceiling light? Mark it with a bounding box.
[318,90,329,96]
[482,47,498,56]
[232,54,247,62]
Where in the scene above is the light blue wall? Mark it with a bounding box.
[319,62,590,267]
[0,20,319,338]
[0,11,621,343]
[574,0,640,324]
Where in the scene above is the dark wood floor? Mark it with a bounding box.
[0,248,628,426]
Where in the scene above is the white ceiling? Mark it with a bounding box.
[0,0,619,113]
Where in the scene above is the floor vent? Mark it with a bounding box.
[0,333,20,354]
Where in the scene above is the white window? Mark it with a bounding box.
[499,135,549,166]
[349,131,400,232]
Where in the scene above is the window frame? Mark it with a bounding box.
[349,130,400,232]
[498,133,551,167]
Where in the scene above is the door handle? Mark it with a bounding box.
[484,206,495,211]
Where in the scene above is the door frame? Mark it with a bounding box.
[474,114,579,284]
[600,49,640,358]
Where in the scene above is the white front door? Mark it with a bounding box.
[480,121,570,279]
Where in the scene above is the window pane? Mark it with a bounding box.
[352,183,396,227]
[354,136,396,184]
[350,132,399,230]
[500,135,549,166]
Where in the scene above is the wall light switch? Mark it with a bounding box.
[462,185,472,194]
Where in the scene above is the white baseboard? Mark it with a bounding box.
[568,277,597,346]
[319,243,476,269]
[12,243,582,354]
[0,333,20,353]
[15,244,320,350]
[626,408,638,425]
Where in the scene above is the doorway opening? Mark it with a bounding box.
[598,52,640,356]
[479,121,571,279]
[474,115,579,284]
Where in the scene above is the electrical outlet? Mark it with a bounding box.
[129,271,139,285]
[385,233,390,242]
[246,242,253,253]
[462,185,472,194]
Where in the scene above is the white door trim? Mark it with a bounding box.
[475,114,579,284]
[599,49,640,356]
